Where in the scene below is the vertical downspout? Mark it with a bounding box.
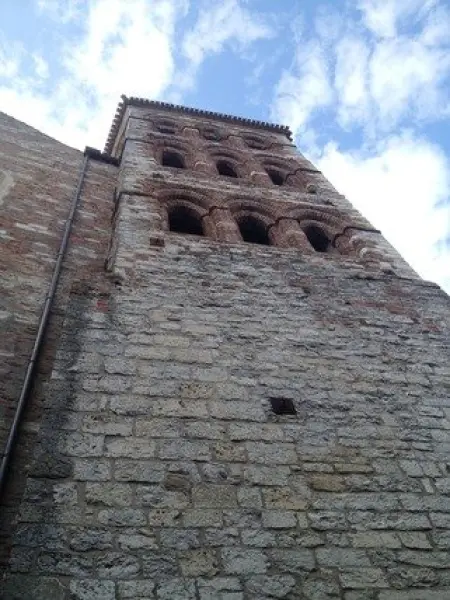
[0,150,91,495]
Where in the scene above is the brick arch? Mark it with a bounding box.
[154,139,194,170]
[241,132,269,150]
[157,189,213,215]
[160,201,208,235]
[152,118,177,134]
[206,146,247,178]
[201,125,223,141]
[285,208,350,253]
[284,170,309,189]
[255,154,298,187]
[286,207,346,235]
[225,199,277,229]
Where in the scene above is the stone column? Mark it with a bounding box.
[269,218,313,251]
[246,159,273,185]
[208,207,242,243]
[182,126,217,175]
[193,151,217,176]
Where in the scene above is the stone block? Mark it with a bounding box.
[262,510,297,529]
[105,437,156,458]
[180,549,219,576]
[221,548,268,574]
[339,568,389,589]
[118,580,156,598]
[193,484,237,508]
[158,439,211,461]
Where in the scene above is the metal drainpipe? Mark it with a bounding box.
[0,150,91,495]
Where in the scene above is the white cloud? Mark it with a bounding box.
[357,0,435,38]
[272,42,332,136]
[334,35,370,128]
[183,0,272,65]
[0,40,23,78]
[37,0,83,24]
[317,135,450,293]
[369,36,450,129]
[1,0,275,149]
[272,1,450,137]
[0,0,187,149]
[180,0,273,91]
[32,54,49,79]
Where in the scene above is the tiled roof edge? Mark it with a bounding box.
[104,95,293,153]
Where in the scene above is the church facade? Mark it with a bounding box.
[1,98,450,599]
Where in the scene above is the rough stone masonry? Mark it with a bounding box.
[0,98,450,599]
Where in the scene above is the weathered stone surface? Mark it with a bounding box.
[222,548,268,574]
[70,579,116,600]
[1,103,450,599]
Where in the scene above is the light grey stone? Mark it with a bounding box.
[221,548,268,574]
[69,579,115,600]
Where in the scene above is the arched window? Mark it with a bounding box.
[157,120,176,134]
[162,150,185,169]
[244,135,266,149]
[203,127,221,141]
[238,215,270,245]
[266,168,284,186]
[217,160,238,178]
[304,225,331,252]
[168,206,204,236]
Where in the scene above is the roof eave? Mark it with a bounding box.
[104,95,293,154]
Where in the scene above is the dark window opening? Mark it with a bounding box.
[270,397,296,415]
[162,150,185,169]
[168,206,204,236]
[158,121,176,134]
[217,160,238,178]
[203,128,221,140]
[244,136,265,149]
[238,216,270,245]
[267,169,284,186]
[304,225,331,252]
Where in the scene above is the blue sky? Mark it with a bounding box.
[0,0,449,293]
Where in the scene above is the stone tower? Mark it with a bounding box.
[1,98,450,599]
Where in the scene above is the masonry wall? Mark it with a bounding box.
[2,231,450,600]
[0,112,81,462]
[0,113,117,566]
[2,106,450,599]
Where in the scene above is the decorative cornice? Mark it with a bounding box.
[104,95,293,154]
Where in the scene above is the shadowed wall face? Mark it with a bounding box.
[1,104,450,599]
[0,113,117,570]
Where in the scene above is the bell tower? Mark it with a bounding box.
[1,98,450,599]
[105,97,414,281]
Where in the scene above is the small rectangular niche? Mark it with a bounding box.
[270,397,296,415]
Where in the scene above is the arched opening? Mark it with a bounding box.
[168,206,204,236]
[217,160,238,178]
[266,169,284,186]
[244,135,266,149]
[162,150,185,169]
[304,225,331,252]
[238,215,270,245]
[157,120,176,134]
[203,127,221,141]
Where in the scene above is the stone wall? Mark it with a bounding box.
[2,231,450,599]
[1,104,450,599]
[0,112,81,464]
[0,113,117,567]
